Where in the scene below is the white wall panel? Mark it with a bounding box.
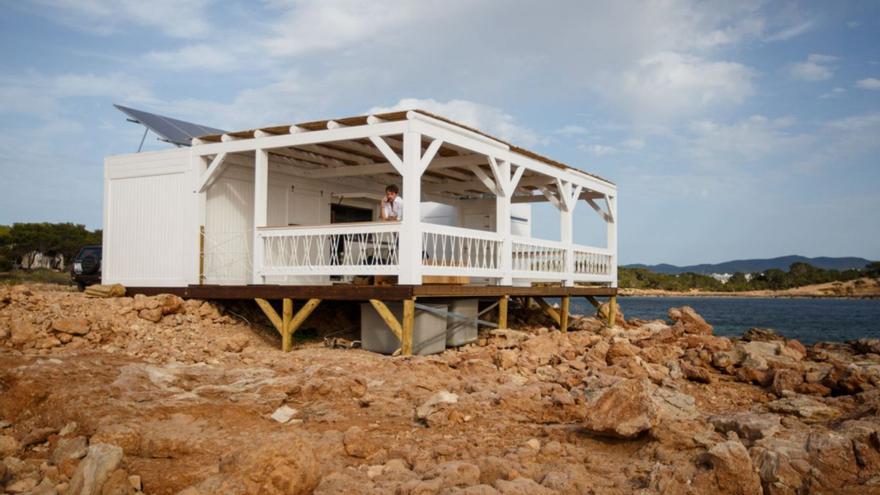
[103,151,190,286]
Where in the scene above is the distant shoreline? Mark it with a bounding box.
[616,277,880,299]
[619,291,878,300]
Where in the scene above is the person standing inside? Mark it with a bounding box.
[380,184,403,221]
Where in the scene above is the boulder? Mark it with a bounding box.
[850,338,880,355]
[157,294,184,315]
[183,435,318,495]
[0,434,20,457]
[415,391,459,427]
[494,349,518,369]
[343,426,374,458]
[771,369,804,396]
[668,306,712,335]
[743,327,784,342]
[51,436,88,465]
[137,308,163,323]
[582,378,695,438]
[681,361,714,383]
[9,320,37,346]
[767,396,841,423]
[21,426,56,447]
[66,443,124,495]
[709,413,781,446]
[605,339,639,365]
[100,469,135,495]
[705,440,762,495]
[51,318,90,336]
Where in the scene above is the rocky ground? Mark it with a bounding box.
[1,284,879,495]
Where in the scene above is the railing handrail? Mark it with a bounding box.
[511,235,566,250]
[421,223,502,242]
[572,243,613,256]
[258,221,402,236]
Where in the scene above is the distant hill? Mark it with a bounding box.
[624,255,873,275]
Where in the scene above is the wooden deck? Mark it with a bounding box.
[124,284,618,354]
[125,284,617,300]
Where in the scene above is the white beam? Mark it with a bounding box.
[467,165,498,194]
[539,186,563,210]
[369,136,404,174]
[194,120,408,155]
[585,197,613,223]
[419,138,443,174]
[196,152,228,193]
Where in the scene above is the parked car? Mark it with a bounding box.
[71,245,102,290]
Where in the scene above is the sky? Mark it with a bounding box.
[0,0,878,265]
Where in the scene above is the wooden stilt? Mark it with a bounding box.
[199,225,205,285]
[560,296,570,332]
[369,299,403,342]
[282,298,293,351]
[284,298,322,352]
[255,298,283,335]
[608,295,618,327]
[498,295,509,329]
[401,298,415,356]
[533,296,561,327]
[584,295,600,308]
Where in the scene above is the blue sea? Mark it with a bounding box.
[570,297,880,344]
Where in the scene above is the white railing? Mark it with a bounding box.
[511,236,566,276]
[259,222,401,276]
[202,230,252,283]
[247,222,615,285]
[422,224,503,277]
[573,245,613,279]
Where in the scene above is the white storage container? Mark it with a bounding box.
[360,302,447,355]
[445,298,479,347]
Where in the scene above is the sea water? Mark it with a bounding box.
[570,296,880,344]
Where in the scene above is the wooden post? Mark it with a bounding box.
[533,296,561,327]
[285,298,322,351]
[369,299,403,342]
[255,298,283,335]
[282,298,293,352]
[198,225,205,284]
[402,298,415,356]
[498,295,508,329]
[607,295,617,327]
[560,296,570,332]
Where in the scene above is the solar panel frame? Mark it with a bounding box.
[114,104,227,147]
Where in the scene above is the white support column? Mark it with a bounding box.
[252,149,269,284]
[399,131,423,284]
[556,181,576,287]
[606,194,618,287]
[496,159,512,285]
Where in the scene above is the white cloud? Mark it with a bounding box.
[621,138,646,150]
[787,54,837,81]
[578,144,617,156]
[554,125,589,136]
[765,20,814,41]
[820,87,846,99]
[0,72,154,119]
[143,44,239,71]
[368,98,544,147]
[601,51,753,121]
[26,0,213,38]
[856,78,880,90]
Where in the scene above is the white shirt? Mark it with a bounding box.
[382,196,403,220]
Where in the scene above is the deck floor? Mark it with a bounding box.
[125,284,617,300]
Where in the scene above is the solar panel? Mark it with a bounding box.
[114,104,226,147]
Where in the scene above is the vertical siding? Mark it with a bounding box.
[105,171,189,286]
[205,175,254,284]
